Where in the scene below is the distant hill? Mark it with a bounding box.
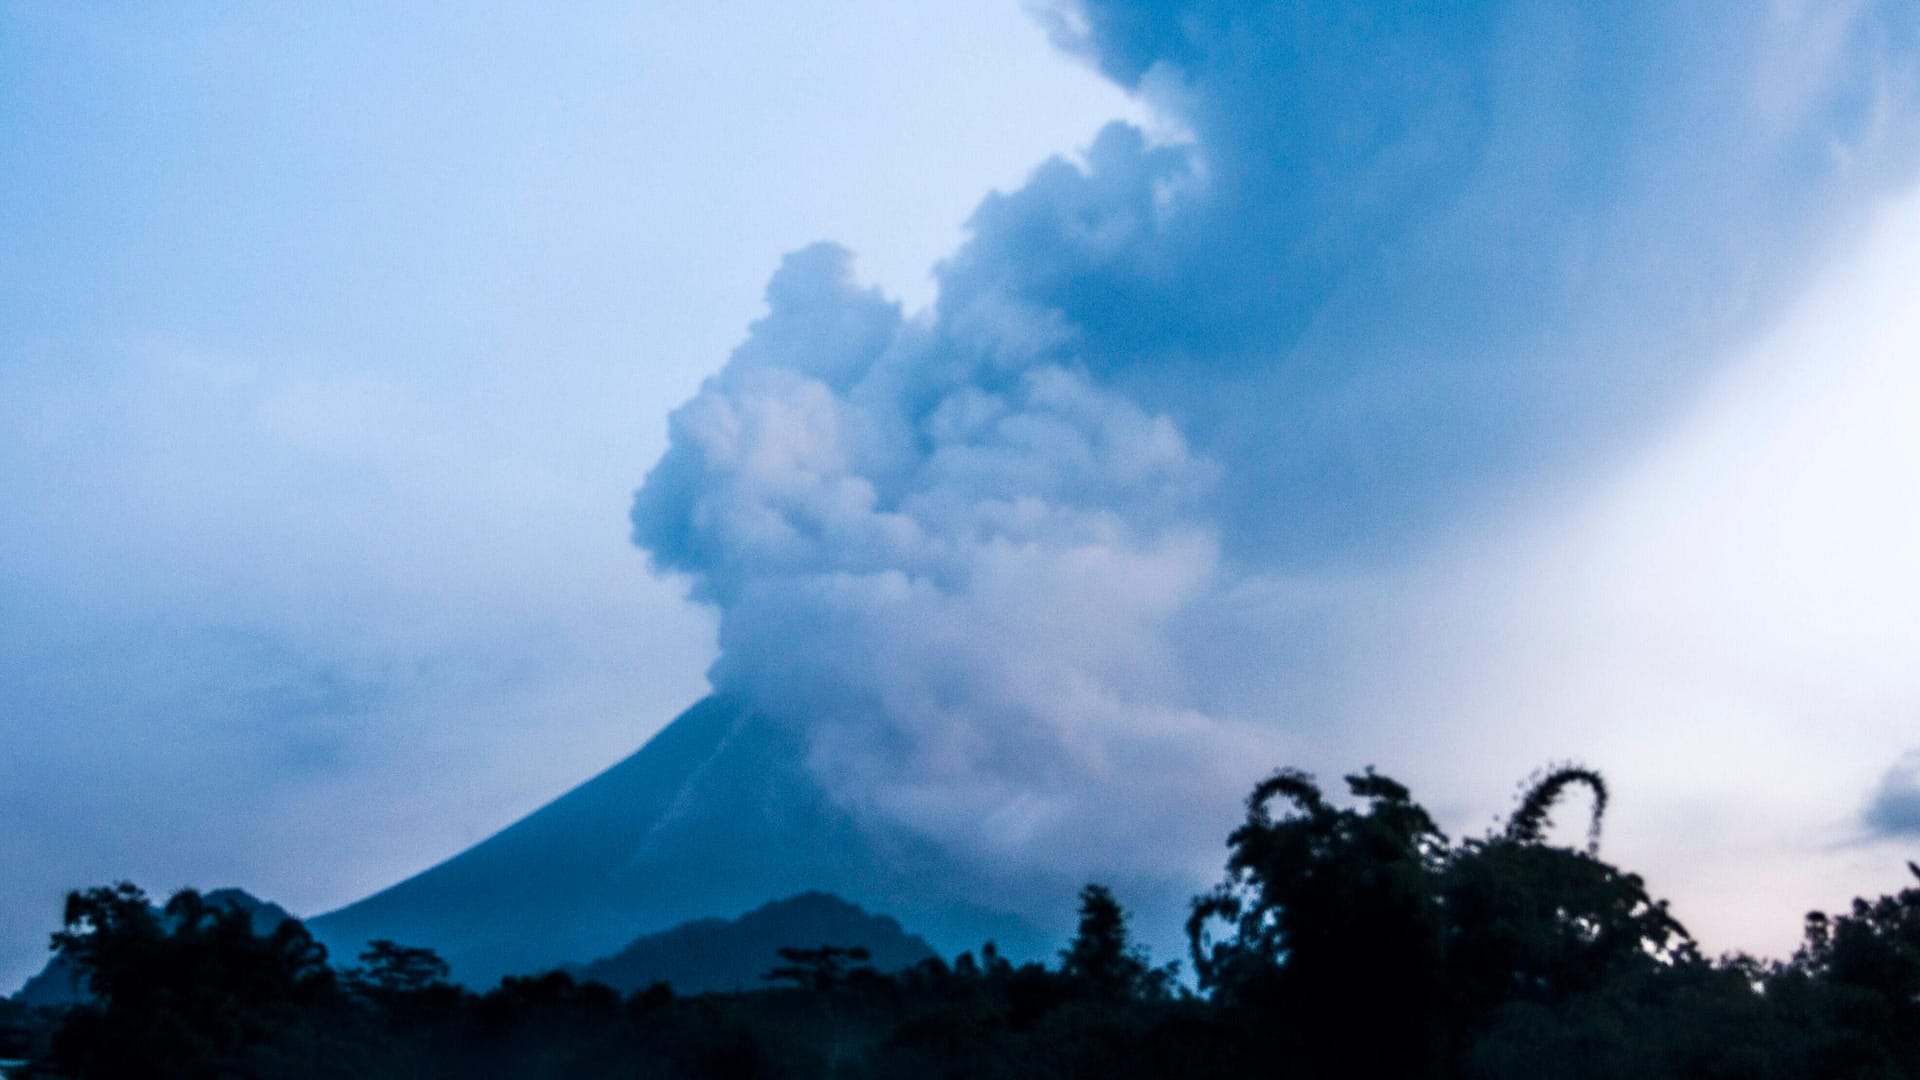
[574,891,936,994]
[309,695,1059,986]
[12,889,294,1008]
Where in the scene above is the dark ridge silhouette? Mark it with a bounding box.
[308,695,1052,985]
[573,891,935,994]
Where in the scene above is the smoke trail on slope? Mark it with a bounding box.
[634,1,1920,885]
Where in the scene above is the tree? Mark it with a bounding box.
[346,939,451,997]
[1780,862,1920,1072]
[47,884,338,1078]
[762,945,873,993]
[1501,765,1607,853]
[1187,767,1451,1075]
[1441,765,1689,1031]
[1060,884,1161,1000]
[763,946,874,1079]
[1185,764,1696,1078]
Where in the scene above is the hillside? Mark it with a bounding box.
[574,891,936,994]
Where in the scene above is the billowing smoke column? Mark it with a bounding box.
[633,241,1247,881]
[635,2,1920,889]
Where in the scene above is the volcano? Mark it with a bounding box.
[307,696,1055,985]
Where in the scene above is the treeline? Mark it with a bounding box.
[10,765,1920,1078]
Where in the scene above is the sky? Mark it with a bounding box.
[0,0,1138,989]
[5,0,1920,990]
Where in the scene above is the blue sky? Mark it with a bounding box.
[6,0,1920,991]
[0,0,1135,988]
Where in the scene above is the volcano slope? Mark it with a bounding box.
[308,696,1053,985]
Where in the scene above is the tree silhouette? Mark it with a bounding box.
[1443,762,1686,1036]
[1502,763,1608,854]
[1441,828,1689,1038]
[763,945,873,992]
[347,939,452,997]
[1782,861,1920,1072]
[1061,884,1166,1001]
[1184,764,1698,1077]
[763,945,874,1079]
[47,884,337,1078]
[38,765,1920,1078]
[1188,767,1451,1075]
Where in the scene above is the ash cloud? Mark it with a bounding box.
[634,1,1920,885]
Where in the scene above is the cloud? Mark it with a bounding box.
[1866,753,1920,837]
[1000,1,1920,561]
[633,0,1920,898]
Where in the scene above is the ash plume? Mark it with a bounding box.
[633,1,1920,888]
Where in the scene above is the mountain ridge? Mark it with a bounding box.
[572,890,937,994]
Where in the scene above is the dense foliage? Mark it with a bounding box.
[10,765,1920,1078]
